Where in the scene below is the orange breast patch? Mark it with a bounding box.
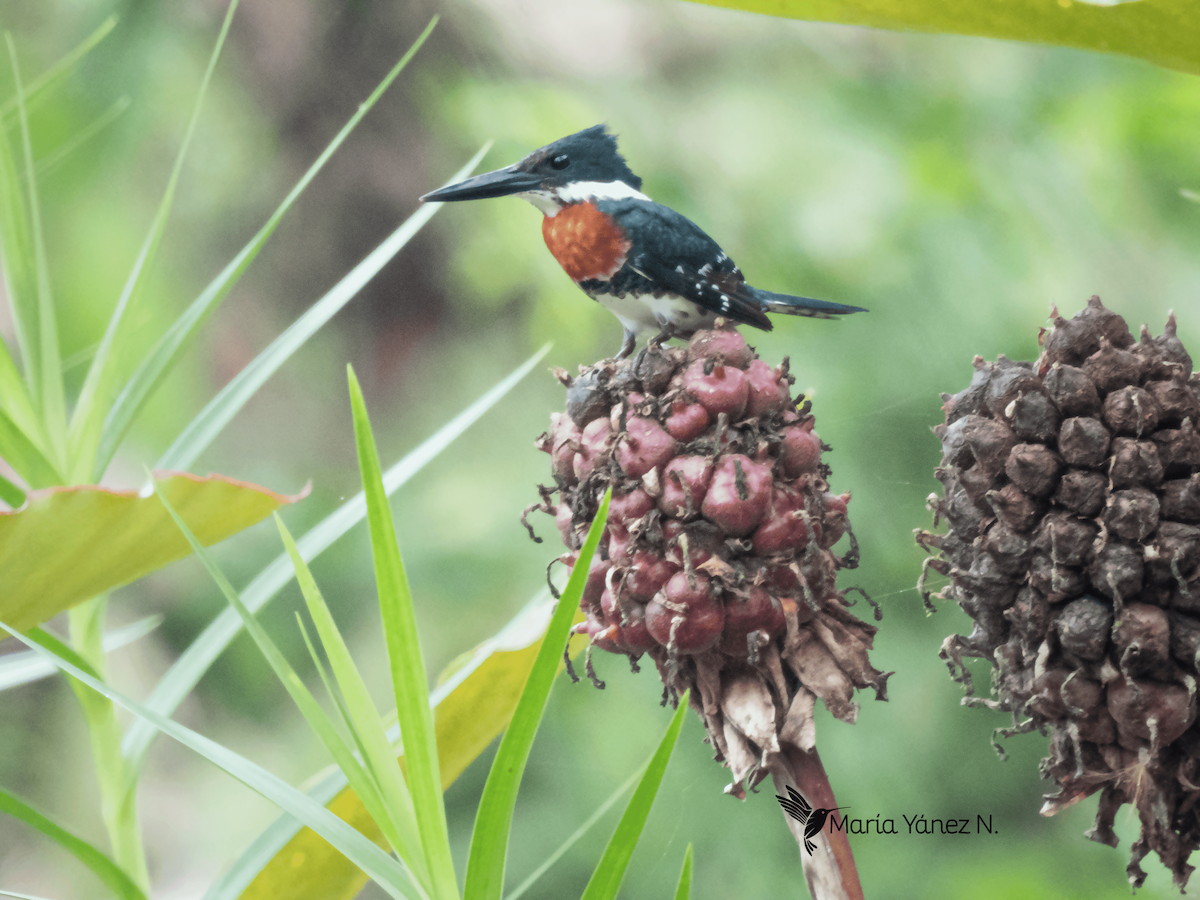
[541,202,631,282]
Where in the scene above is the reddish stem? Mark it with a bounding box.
[770,743,865,900]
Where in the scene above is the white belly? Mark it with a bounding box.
[594,292,719,337]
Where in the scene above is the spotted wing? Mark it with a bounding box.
[597,199,773,330]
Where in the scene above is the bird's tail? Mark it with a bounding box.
[803,839,817,855]
[752,288,867,319]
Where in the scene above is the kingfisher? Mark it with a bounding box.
[421,124,866,359]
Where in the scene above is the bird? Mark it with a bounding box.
[775,784,849,855]
[421,124,866,359]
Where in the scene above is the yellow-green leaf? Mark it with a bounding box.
[0,472,307,631]
[689,0,1200,77]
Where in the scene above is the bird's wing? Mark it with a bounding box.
[599,199,773,330]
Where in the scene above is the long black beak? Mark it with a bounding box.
[420,164,542,202]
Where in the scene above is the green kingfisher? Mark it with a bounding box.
[421,124,866,359]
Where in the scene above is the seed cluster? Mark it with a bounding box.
[529,325,888,795]
[918,297,1200,888]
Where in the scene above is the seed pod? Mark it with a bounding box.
[1058,417,1111,468]
[537,327,884,801]
[921,300,1200,889]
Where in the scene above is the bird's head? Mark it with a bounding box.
[421,124,646,214]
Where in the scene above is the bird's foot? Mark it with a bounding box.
[616,329,637,360]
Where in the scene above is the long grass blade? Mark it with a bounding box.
[0,620,425,900]
[35,96,130,179]
[0,47,46,453]
[462,490,611,900]
[121,344,547,780]
[0,405,61,488]
[276,517,430,891]
[0,16,117,119]
[0,616,161,692]
[505,765,643,900]
[673,844,694,900]
[68,2,240,476]
[93,17,438,480]
[580,694,689,900]
[154,486,429,895]
[5,35,66,466]
[349,368,457,900]
[155,141,489,473]
[0,787,147,900]
[0,471,24,508]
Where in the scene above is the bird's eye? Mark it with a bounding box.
[551,154,570,170]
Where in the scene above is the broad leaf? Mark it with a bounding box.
[0,472,306,630]
[690,0,1200,77]
[0,787,147,900]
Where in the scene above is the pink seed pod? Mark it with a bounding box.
[701,454,774,537]
[546,413,581,485]
[556,504,576,548]
[617,550,680,602]
[744,359,789,418]
[659,455,714,519]
[818,491,851,548]
[615,416,678,478]
[607,526,633,564]
[684,359,749,420]
[664,399,711,442]
[720,586,786,655]
[661,520,721,569]
[609,487,655,526]
[574,417,614,480]
[578,553,611,614]
[645,571,725,652]
[751,484,810,555]
[687,328,753,368]
[779,424,822,478]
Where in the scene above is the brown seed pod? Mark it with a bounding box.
[921,299,1200,889]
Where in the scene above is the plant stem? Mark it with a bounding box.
[68,595,151,892]
[770,743,864,900]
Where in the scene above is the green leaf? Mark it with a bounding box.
[209,588,586,900]
[673,844,694,900]
[0,470,24,507]
[0,621,426,900]
[155,487,430,896]
[155,141,490,474]
[0,403,63,489]
[0,786,147,900]
[349,369,457,900]
[121,344,548,780]
[5,34,66,465]
[0,471,305,631]
[276,516,430,892]
[0,16,117,120]
[580,694,688,900]
[93,17,438,480]
[67,2,239,478]
[505,765,642,900]
[689,0,1200,77]
[0,617,160,692]
[463,490,610,900]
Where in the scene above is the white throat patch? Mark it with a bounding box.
[520,180,652,217]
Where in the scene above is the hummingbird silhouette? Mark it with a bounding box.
[775,785,849,855]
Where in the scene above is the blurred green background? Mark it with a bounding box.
[1,0,1198,897]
